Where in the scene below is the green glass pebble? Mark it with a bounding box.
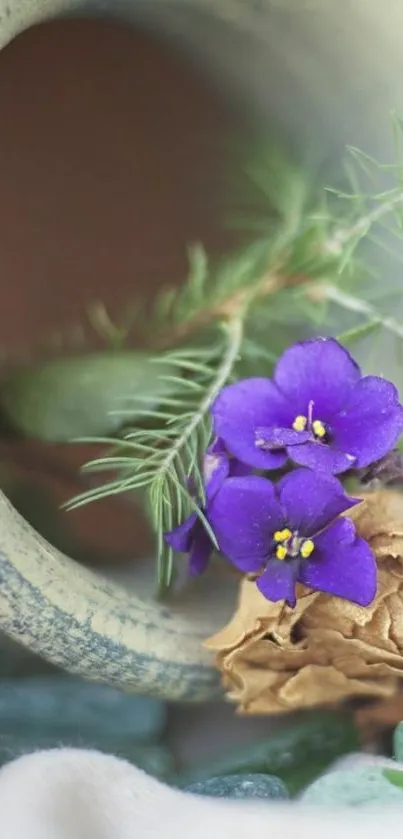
[394,722,403,763]
[384,768,403,790]
[300,765,403,807]
[185,773,289,800]
[176,711,359,796]
[0,677,167,743]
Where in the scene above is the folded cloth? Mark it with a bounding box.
[1,748,403,839]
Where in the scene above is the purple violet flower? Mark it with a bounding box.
[164,438,250,575]
[208,467,377,607]
[211,337,403,475]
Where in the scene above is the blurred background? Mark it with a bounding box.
[0,16,241,565]
[0,16,291,778]
[0,4,403,802]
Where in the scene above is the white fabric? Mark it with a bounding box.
[0,748,402,839]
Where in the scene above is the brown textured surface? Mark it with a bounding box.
[0,19,238,564]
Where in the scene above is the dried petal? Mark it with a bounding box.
[205,490,403,715]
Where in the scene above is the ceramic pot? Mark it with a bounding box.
[0,0,402,701]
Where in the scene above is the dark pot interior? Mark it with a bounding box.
[0,17,242,566]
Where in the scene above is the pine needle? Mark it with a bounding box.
[65,122,403,591]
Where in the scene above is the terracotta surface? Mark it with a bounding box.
[0,18,240,564]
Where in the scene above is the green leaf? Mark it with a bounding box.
[65,328,242,594]
[336,318,381,347]
[394,721,403,763]
[174,711,359,796]
[0,352,175,442]
[384,768,403,790]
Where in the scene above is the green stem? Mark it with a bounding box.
[325,189,403,256]
[153,315,244,591]
[155,315,244,483]
[316,283,403,342]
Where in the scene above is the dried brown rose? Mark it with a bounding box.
[205,490,403,715]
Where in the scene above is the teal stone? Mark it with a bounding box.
[0,677,167,743]
[301,765,403,807]
[184,773,289,800]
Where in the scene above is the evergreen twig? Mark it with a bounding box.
[66,135,403,591]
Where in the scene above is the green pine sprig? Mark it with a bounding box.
[64,128,403,593]
[65,322,244,592]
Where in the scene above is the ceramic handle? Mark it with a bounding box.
[0,0,226,700]
[0,488,220,699]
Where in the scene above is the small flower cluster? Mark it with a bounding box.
[165,337,403,608]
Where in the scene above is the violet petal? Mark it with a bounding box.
[332,375,403,468]
[274,337,360,416]
[204,437,252,499]
[257,558,298,607]
[188,523,213,576]
[207,437,227,456]
[164,512,198,553]
[208,475,284,571]
[298,517,377,606]
[211,378,291,469]
[287,439,356,475]
[255,425,311,449]
[278,467,359,536]
[203,450,230,502]
[229,459,254,478]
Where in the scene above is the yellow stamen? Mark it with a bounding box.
[273,528,292,542]
[312,419,326,439]
[300,539,315,559]
[292,415,307,432]
[276,545,288,560]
